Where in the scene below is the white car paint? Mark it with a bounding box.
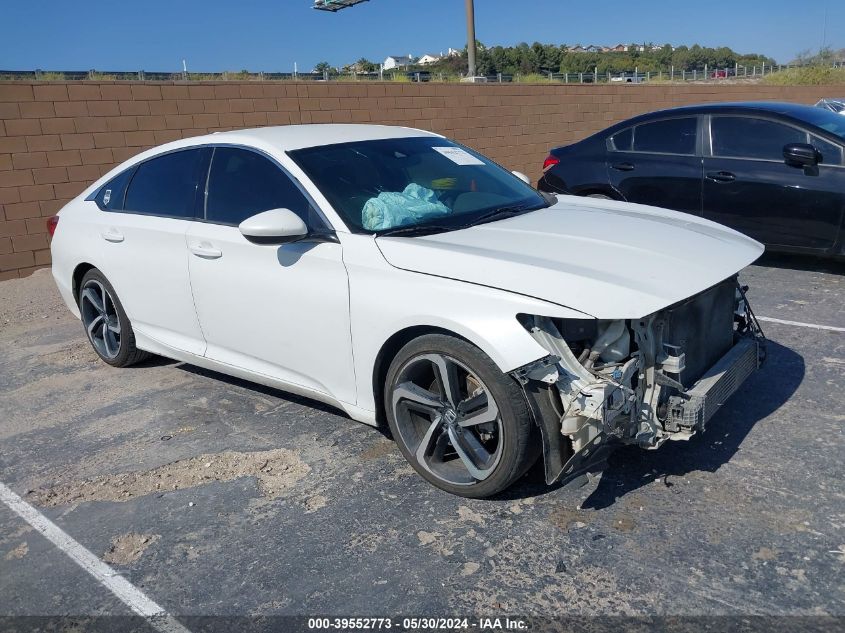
[376,196,764,319]
[51,124,763,431]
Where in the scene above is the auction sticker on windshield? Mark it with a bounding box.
[433,146,485,165]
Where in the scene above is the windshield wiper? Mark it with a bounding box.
[468,204,537,227]
[375,224,454,238]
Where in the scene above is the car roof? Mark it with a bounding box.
[611,101,829,128]
[212,123,439,151]
[151,124,441,156]
[81,124,442,201]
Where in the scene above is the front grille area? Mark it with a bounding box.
[667,337,760,431]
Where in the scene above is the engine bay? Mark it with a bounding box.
[516,276,765,485]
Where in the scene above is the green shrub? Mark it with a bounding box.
[517,73,552,83]
[764,66,845,85]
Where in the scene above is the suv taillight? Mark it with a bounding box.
[542,155,560,172]
[47,215,59,237]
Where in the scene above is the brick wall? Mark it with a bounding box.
[0,80,837,279]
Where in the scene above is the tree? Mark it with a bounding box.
[355,58,378,73]
[313,61,333,74]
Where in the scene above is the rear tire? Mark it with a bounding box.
[78,269,150,367]
[384,334,539,498]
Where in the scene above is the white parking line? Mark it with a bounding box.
[756,316,845,333]
[0,482,190,633]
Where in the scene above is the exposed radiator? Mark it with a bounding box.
[666,336,761,432]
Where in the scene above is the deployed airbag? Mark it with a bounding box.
[362,184,450,231]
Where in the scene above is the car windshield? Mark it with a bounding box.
[791,106,845,139]
[817,99,845,114]
[288,136,547,234]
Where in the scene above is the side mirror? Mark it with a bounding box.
[783,143,820,167]
[512,171,531,185]
[239,208,308,244]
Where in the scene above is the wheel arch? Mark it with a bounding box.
[371,325,476,428]
[72,262,97,305]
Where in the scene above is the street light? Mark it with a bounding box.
[312,0,369,12]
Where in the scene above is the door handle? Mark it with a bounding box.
[189,242,222,259]
[611,162,635,172]
[706,171,736,183]
[100,229,124,243]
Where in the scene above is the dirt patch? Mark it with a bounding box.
[417,531,440,546]
[460,561,481,576]
[548,506,593,531]
[0,269,67,334]
[27,448,310,507]
[752,546,779,561]
[359,439,396,461]
[612,513,637,532]
[103,533,159,565]
[304,495,327,512]
[4,542,29,560]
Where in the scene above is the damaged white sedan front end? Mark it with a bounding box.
[516,278,765,485]
[376,194,767,489]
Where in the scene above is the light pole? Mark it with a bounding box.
[466,0,477,79]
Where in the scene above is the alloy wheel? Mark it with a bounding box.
[80,279,122,360]
[391,353,503,486]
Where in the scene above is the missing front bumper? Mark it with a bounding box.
[665,336,762,434]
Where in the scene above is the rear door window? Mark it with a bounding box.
[204,147,314,226]
[124,149,205,218]
[711,117,806,161]
[633,118,697,155]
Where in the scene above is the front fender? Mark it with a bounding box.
[343,234,587,412]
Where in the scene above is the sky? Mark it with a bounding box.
[1,0,841,72]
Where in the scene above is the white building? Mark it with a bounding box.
[417,53,441,66]
[383,55,416,70]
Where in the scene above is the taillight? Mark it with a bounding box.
[47,215,59,237]
[542,155,560,172]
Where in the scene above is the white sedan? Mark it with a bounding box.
[50,124,765,497]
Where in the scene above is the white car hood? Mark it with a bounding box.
[375,197,764,319]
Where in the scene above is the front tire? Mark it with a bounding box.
[78,269,150,367]
[384,334,538,498]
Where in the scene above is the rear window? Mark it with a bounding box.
[124,149,204,219]
[610,128,633,151]
[94,168,133,211]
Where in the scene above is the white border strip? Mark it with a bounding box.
[0,482,190,633]
[757,316,845,333]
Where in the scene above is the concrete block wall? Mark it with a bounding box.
[0,80,835,279]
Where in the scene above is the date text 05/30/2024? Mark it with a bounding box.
[307,617,529,630]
